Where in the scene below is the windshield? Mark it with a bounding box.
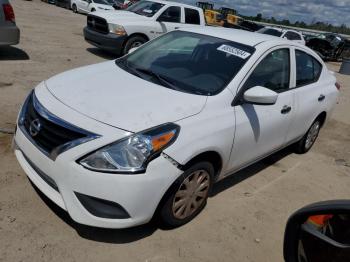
[257,28,283,37]
[116,31,255,96]
[126,1,165,17]
[93,0,113,5]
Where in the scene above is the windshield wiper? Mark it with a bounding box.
[134,67,181,91]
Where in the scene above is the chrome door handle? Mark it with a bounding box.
[281,105,292,114]
[318,94,325,102]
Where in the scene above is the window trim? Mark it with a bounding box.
[232,45,293,106]
[294,48,323,89]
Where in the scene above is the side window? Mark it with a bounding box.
[285,32,301,40]
[158,6,181,23]
[296,50,322,87]
[185,8,200,25]
[243,48,290,92]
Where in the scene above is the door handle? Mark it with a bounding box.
[175,27,180,29]
[318,94,325,102]
[281,105,292,114]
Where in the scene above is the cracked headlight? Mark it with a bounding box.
[79,123,180,173]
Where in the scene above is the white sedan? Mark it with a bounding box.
[71,0,114,14]
[14,28,339,228]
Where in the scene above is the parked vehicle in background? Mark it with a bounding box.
[41,0,56,4]
[204,9,224,26]
[71,0,114,14]
[0,0,20,46]
[306,33,350,61]
[83,0,206,55]
[257,26,306,45]
[55,0,70,9]
[113,0,138,10]
[15,28,339,229]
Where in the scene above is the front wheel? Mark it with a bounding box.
[90,8,96,12]
[72,3,77,13]
[294,119,321,154]
[122,36,147,55]
[160,162,214,228]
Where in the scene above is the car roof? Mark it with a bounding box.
[263,26,302,35]
[150,0,202,10]
[181,27,287,47]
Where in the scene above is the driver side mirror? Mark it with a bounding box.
[243,86,278,105]
[284,200,350,262]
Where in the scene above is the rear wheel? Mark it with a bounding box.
[294,119,321,154]
[91,8,96,12]
[160,162,214,228]
[122,36,147,55]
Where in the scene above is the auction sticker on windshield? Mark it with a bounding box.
[217,45,251,59]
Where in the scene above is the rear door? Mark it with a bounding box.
[228,47,296,171]
[285,48,327,141]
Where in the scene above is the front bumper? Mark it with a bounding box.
[83,26,127,55]
[0,23,20,46]
[14,89,182,228]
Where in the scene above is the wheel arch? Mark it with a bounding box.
[316,111,327,127]
[181,151,223,179]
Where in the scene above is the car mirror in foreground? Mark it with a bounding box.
[243,86,278,105]
[284,200,350,262]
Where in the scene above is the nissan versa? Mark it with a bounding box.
[14,28,339,228]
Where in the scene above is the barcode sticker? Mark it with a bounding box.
[217,45,251,59]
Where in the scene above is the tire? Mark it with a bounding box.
[294,119,322,154]
[159,162,214,228]
[91,8,96,12]
[72,3,77,13]
[122,36,147,55]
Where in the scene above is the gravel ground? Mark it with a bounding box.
[0,1,349,262]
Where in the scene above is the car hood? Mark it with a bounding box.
[45,61,207,132]
[93,10,150,23]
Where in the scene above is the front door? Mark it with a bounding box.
[153,6,182,39]
[228,47,295,172]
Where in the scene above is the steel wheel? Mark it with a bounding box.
[172,170,210,220]
[130,41,143,49]
[305,121,320,150]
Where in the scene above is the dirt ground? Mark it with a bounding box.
[0,1,349,261]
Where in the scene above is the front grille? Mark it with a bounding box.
[87,15,109,34]
[22,95,86,154]
[19,91,99,160]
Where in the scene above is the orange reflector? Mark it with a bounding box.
[307,214,333,227]
[151,131,175,151]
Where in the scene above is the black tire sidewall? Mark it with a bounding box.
[295,119,321,154]
[160,161,214,228]
[123,36,146,55]
[72,4,77,12]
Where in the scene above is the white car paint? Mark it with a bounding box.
[91,0,205,41]
[14,28,338,228]
[257,26,306,45]
[71,0,114,14]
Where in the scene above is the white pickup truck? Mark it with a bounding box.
[83,0,205,55]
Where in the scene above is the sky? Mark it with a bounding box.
[177,0,350,26]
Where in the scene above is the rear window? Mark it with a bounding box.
[296,50,322,87]
[185,8,200,25]
[258,28,283,37]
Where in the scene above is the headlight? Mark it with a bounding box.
[108,24,127,36]
[79,123,180,173]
